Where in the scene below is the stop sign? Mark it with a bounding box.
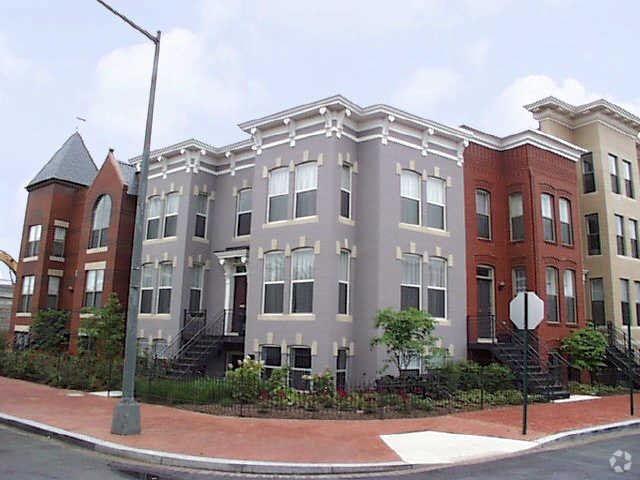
[510,291,544,330]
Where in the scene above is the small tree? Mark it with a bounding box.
[561,327,607,384]
[80,293,125,360]
[370,308,442,375]
[30,309,70,354]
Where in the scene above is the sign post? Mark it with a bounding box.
[509,291,544,436]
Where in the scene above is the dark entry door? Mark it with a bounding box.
[477,277,494,338]
[232,275,247,334]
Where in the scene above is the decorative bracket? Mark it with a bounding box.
[284,118,296,147]
[226,151,236,176]
[421,127,435,156]
[456,139,469,167]
[251,127,263,155]
[335,109,351,138]
[381,114,395,145]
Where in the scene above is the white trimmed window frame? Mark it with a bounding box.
[235,188,252,236]
[426,176,446,230]
[290,248,314,314]
[146,196,163,240]
[267,167,290,223]
[140,263,154,314]
[194,194,209,239]
[427,257,447,319]
[340,163,352,219]
[157,262,173,314]
[263,251,285,314]
[338,249,350,315]
[163,192,179,238]
[294,161,318,219]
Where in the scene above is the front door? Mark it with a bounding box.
[476,265,495,339]
[232,275,247,334]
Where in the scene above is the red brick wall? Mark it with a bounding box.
[464,143,586,353]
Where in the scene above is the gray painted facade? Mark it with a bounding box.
[134,95,469,384]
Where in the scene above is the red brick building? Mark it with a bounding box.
[463,128,587,361]
[10,132,137,352]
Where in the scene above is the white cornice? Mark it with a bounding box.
[467,128,586,162]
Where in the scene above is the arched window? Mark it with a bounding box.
[90,195,111,248]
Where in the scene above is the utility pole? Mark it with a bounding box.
[95,0,161,435]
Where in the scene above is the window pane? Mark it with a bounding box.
[513,267,526,294]
[292,347,312,369]
[166,193,179,215]
[195,195,208,215]
[48,276,60,296]
[265,252,285,282]
[340,190,350,218]
[401,171,420,199]
[189,289,201,311]
[402,254,421,285]
[238,189,252,212]
[158,290,171,314]
[295,162,317,191]
[620,279,629,302]
[292,282,313,313]
[93,196,111,230]
[268,195,287,222]
[269,168,289,196]
[148,197,162,218]
[541,194,553,218]
[338,283,348,314]
[264,284,284,313]
[563,270,575,297]
[237,212,251,236]
[28,225,41,241]
[164,215,177,237]
[401,286,420,310]
[192,266,203,288]
[339,251,349,282]
[292,250,314,280]
[141,265,154,288]
[427,178,445,204]
[426,204,444,229]
[341,165,351,191]
[559,199,570,223]
[262,346,281,366]
[146,218,159,240]
[429,258,446,288]
[140,290,153,314]
[195,215,206,238]
[159,264,173,287]
[295,190,316,217]
[401,197,419,224]
[427,289,445,318]
[476,190,490,215]
[546,268,558,295]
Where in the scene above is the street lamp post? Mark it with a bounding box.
[95,0,161,435]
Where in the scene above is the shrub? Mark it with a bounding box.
[226,357,264,403]
[311,368,335,395]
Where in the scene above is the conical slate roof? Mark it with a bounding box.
[27,132,98,189]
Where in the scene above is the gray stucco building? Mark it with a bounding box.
[134,95,469,386]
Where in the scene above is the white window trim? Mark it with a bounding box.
[475,189,491,240]
[294,162,318,220]
[290,346,312,391]
[509,192,524,241]
[267,167,289,223]
[260,345,282,377]
[157,262,173,314]
[190,265,204,311]
[401,170,422,226]
[564,269,577,324]
[146,196,162,239]
[401,253,422,310]
[339,250,350,315]
[512,266,526,297]
[195,194,209,239]
[290,248,314,314]
[427,257,447,319]
[235,188,252,236]
[545,267,559,323]
[263,251,285,314]
[541,193,555,242]
[340,163,352,220]
[163,192,179,238]
[426,177,446,231]
[140,264,154,314]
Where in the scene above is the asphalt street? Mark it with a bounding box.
[0,423,638,480]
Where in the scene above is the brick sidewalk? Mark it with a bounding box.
[0,377,637,463]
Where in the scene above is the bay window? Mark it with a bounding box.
[140,264,154,314]
[268,168,289,222]
[564,270,576,324]
[426,177,446,229]
[90,195,111,248]
[559,198,573,245]
[541,193,555,242]
[340,164,352,218]
[400,253,421,310]
[545,267,559,323]
[52,226,66,257]
[146,196,162,240]
[47,276,60,310]
[428,257,447,318]
[509,193,524,241]
[84,269,104,308]
[236,188,252,236]
[338,250,350,315]
[295,162,318,218]
[476,189,491,240]
[163,193,179,237]
[400,170,420,225]
[26,225,41,257]
[19,275,35,312]
[291,249,314,313]
[194,194,208,238]
[263,251,284,313]
[157,263,172,314]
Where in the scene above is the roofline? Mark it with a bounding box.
[463,125,587,162]
[26,177,90,192]
[524,96,640,133]
[129,137,253,163]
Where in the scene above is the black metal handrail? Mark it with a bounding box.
[173,309,225,361]
[157,310,207,360]
[607,322,640,366]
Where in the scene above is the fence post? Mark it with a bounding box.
[480,369,484,410]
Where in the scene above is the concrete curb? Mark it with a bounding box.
[534,419,640,446]
[0,413,412,475]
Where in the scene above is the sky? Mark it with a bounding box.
[1,0,639,279]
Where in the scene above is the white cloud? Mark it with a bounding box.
[482,75,602,135]
[393,67,462,114]
[87,27,266,155]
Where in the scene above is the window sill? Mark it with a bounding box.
[510,239,525,244]
[547,321,561,326]
[543,241,557,246]
[138,313,171,320]
[22,256,38,263]
[232,234,251,242]
[263,216,319,229]
[560,243,574,248]
[476,237,492,242]
[433,317,451,326]
[86,246,108,254]
[49,256,65,262]
[336,314,353,322]
[257,313,316,321]
[15,312,31,317]
[14,324,30,332]
[79,313,95,319]
[192,236,209,244]
[338,216,355,226]
[143,237,177,245]
[398,223,450,237]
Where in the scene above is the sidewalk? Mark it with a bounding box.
[0,377,638,472]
